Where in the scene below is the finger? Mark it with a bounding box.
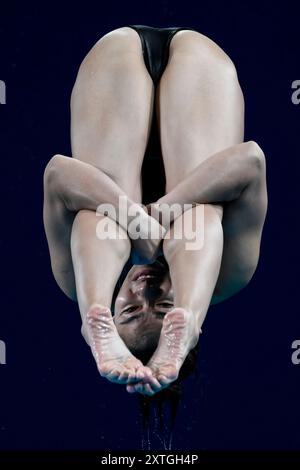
[126,384,137,393]
[147,376,162,391]
[141,383,156,396]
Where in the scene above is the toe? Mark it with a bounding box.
[106,367,122,382]
[118,369,130,383]
[136,369,146,380]
[143,366,154,380]
[127,372,141,384]
[133,382,145,394]
[147,376,162,391]
[157,374,171,386]
[143,383,155,396]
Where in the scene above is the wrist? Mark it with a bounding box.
[128,204,167,241]
[105,197,144,232]
[127,202,147,239]
[148,200,187,232]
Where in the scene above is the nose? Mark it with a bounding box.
[133,282,163,306]
[144,283,163,306]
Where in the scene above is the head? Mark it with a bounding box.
[112,257,200,438]
[113,257,173,363]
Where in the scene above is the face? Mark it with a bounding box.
[113,259,174,362]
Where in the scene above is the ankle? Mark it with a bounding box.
[86,303,110,313]
[172,306,201,349]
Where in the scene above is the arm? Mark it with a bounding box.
[43,154,136,299]
[152,141,268,302]
[43,154,164,297]
[44,154,141,229]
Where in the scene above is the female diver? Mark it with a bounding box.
[43,25,267,396]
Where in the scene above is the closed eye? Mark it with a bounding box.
[121,306,139,314]
[120,303,173,316]
[118,314,141,325]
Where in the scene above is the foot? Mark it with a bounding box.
[126,308,199,395]
[85,304,153,385]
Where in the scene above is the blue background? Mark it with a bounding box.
[0,0,299,450]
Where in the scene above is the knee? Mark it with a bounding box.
[163,204,223,262]
[72,210,131,260]
[204,203,224,223]
[162,204,213,260]
[71,210,96,248]
[72,209,95,228]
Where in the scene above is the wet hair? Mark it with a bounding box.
[114,294,200,449]
[111,257,133,314]
[111,256,199,448]
[136,342,200,450]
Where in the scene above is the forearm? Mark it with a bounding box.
[44,154,143,231]
[155,141,264,225]
[43,174,77,300]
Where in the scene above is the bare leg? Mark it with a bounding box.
[71,210,153,384]
[155,31,244,322]
[46,29,161,385]
[156,29,244,192]
[70,26,154,202]
[127,205,223,394]
[128,31,244,394]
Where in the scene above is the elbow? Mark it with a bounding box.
[245,140,266,171]
[241,141,266,184]
[43,154,66,191]
[212,263,258,305]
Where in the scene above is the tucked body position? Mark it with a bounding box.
[43,25,268,395]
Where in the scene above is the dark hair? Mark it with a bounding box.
[111,256,199,448]
[137,342,200,450]
[111,257,133,314]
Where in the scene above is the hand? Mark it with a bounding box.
[128,208,166,264]
[146,201,176,232]
[146,202,164,225]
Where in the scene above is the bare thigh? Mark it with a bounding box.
[156,30,245,192]
[70,27,154,202]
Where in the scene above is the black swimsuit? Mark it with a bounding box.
[126,24,198,85]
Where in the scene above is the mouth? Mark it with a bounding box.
[132,267,164,283]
